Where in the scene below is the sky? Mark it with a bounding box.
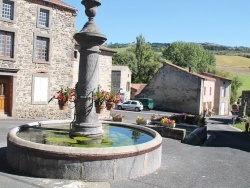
[63,0,250,47]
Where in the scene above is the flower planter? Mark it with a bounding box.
[162,123,176,128]
[95,103,105,114]
[58,101,68,110]
[136,119,149,125]
[106,102,115,111]
[112,117,123,122]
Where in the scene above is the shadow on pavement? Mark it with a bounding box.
[205,130,250,152]
[208,117,232,124]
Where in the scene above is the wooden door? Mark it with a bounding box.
[0,83,5,112]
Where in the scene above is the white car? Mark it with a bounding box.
[117,100,143,112]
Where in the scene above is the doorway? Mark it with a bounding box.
[220,102,225,116]
[0,76,13,116]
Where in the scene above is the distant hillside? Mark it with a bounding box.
[106,42,250,58]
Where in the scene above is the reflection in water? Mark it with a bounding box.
[18,124,153,148]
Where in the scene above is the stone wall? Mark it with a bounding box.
[138,62,203,115]
[0,0,76,119]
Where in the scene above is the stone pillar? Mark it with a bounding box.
[70,0,106,137]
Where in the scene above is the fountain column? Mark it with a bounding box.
[71,0,106,137]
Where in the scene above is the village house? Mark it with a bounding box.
[0,0,118,119]
[137,62,216,115]
[0,0,78,119]
[202,72,232,115]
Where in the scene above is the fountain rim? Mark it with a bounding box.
[7,120,162,160]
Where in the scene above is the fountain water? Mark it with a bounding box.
[7,0,162,181]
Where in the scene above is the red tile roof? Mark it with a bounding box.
[131,83,147,96]
[202,72,232,81]
[163,62,216,81]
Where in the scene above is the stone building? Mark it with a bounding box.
[238,90,250,117]
[111,66,132,102]
[137,62,215,115]
[0,0,77,119]
[202,72,232,115]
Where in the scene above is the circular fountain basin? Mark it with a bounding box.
[7,120,162,181]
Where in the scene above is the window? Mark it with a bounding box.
[204,87,206,96]
[33,33,51,63]
[0,30,14,57]
[221,87,226,97]
[0,0,16,22]
[210,87,212,96]
[74,50,78,59]
[2,0,13,19]
[32,73,49,104]
[37,6,51,29]
[36,37,49,60]
[0,27,16,61]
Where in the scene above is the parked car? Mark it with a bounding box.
[136,98,154,110]
[117,100,143,112]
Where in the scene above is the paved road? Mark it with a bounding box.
[0,116,250,188]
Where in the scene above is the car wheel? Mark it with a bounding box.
[134,107,140,112]
[118,106,123,110]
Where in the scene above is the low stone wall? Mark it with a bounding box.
[146,125,186,142]
[146,124,207,145]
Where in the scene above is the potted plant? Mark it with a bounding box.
[161,117,176,128]
[106,91,122,110]
[136,116,149,125]
[93,90,108,113]
[50,87,75,110]
[111,113,125,122]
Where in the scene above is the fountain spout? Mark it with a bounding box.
[71,0,107,137]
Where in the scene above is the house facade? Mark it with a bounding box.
[202,72,232,115]
[0,0,77,119]
[137,62,215,115]
[111,66,131,102]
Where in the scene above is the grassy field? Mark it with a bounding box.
[215,55,250,68]
[216,55,250,97]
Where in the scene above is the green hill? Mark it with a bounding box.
[216,55,250,97]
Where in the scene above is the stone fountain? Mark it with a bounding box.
[6,0,162,181]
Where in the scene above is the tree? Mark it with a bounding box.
[112,51,137,80]
[112,35,162,83]
[133,35,162,83]
[162,41,216,73]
